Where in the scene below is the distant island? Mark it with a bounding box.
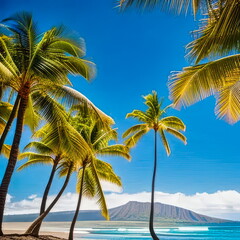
[4,201,231,223]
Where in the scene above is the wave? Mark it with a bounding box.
[74,230,90,234]
[178,227,209,231]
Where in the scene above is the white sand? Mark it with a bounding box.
[2,222,68,238]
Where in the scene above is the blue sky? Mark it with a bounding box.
[1,0,240,219]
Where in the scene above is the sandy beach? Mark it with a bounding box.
[2,222,68,238]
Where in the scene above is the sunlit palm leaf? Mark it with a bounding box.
[166,127,187,144]
[95,159,122,187]
[124,128,149,147]
[119,0,207,15]
[159,116,186,131]
[215,80,240,124]
[159,129,171,155]
[97,144,131,160]
[23,141,54,155]
[169,54,240,108]
[122,124,148,138]
[91,162,109,220]
[77,167,96,198]
[1,144,11,158]
[18,153,54,171]
[48,86,114,125]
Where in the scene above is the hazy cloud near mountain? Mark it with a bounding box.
[5,189,240,221]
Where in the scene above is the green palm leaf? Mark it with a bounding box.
[169,54,240,108]
[90,162,109,220]
[119,0,206,15]
[159,116,186,131]
[97,144,131,160]
[166,127,187,144]
[215,80,240,124]
[124,128,149,147]
[159,129,171,156]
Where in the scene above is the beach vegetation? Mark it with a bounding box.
[0,11,113,236]
[123,91,186,240]
[169,0,240,124]
[68,107,130,240]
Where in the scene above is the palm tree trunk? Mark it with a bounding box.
[68,166,85,240]
[32,159,59,236]
[25,164,72,236]
[40,161,58,214]
[0,94,20,155]
[149,130,159,240]
[0,94,28,236]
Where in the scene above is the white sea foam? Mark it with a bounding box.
[155,228,171,232]
[117,228,127,231]
[116,228,172,233]
[178,227,209,231]
[74,230,90,234]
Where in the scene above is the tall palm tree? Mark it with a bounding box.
[123,91,186,240]
[18,118,92,236]
[25,159,75,235]
[0,12,98,235]
[68,112,130,240]
[169,1,240,124]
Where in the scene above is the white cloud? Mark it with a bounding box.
[5,190,240,221]
[28,194,37,200]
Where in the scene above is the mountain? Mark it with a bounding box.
[3,201,230,223]
[109,201,228,223]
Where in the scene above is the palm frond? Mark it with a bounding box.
[95,159,122,187]
[126,110,152,123]
[169,54,240,108]
[122,124,148,138]
[57,161,74,177]
[96,144,131,161]
[159,116,186,131]
[91,162,109,220]
[159,129,171,156]
[215,80,240,124]
[1,144,11,158]
[166,127,187,144]
[188,1,240,63]
[18,152,54,161]
[118,0,207,15]
[23,141,54,155]
[0,101,13,120]
[48,86,114,125]
[124,128,149,147]
[77,167,96,198]
[24,96,41,132]
[17,154,54,171]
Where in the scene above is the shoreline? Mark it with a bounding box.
[2,222,68,239]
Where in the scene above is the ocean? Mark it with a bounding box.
[72,225,240,240]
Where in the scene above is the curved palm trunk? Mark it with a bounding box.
[40,161,58,214]
[0,95,28,236]
[68,166,85,240]
[0,94,20,155]
[149,130,159,240]
[25,164,72,236]
[32,159,59,236]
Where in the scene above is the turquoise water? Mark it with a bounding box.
[74,225,240,240]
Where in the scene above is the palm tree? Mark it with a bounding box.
[18,118,92,236]
[0,12,98,235]
[123,91,186,240]
[25,160,75,235]
[169,1,240,124]
[68,113,130,240]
